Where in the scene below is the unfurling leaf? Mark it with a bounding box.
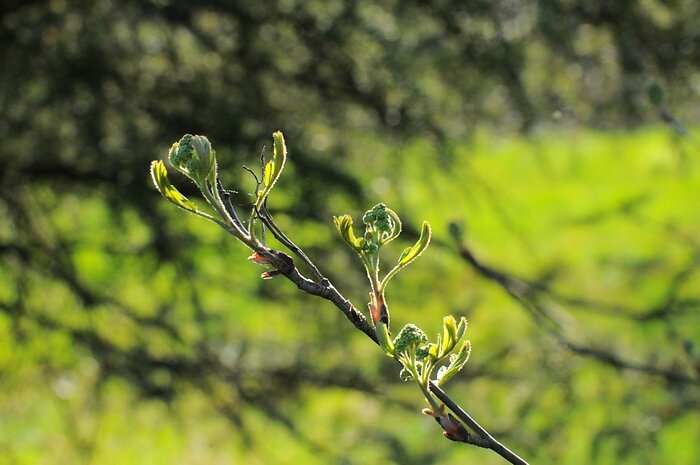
[436,340,471,386]
[191,135,216,181]
[333,214,363,251]
[256,131,288,207]
[263,160,274,186]
[455,317,468,343]
[398,221,432,267]
[150,160,198,213]
[268,132,287,188]
[440,315,458,358]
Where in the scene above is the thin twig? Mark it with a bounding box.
[429,381,529,464]
[265,250,377,342]
[454,240,700,386]
[216,179,247,232]
[257,201,326,283]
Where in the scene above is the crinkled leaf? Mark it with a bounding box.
[416,344,431,360]
[169,135,193,169]
[362,203,389,228]
[393,324,428,355]
[361,203,402,245]
[150,160,198,213]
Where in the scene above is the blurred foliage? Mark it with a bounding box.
[1,1,699,464]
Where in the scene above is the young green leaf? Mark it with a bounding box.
[440,315,458,358]
[191,135,216,181]
[397,221,432,267]
[169,135,193,169]
[268,132,287,188]
[436,340,471,386]
[361,203,402,245]
[263,160,275,186]
[256,131,288,208]
[333,214,363,251]
[379,220,433,291]
[455,317,468,342]
[150,160,198,213]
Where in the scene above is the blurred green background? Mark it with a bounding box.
[1,1,699,464]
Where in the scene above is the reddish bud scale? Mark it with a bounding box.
[369,292,389,326]
[261,270,282,280]
[248,252,272,265]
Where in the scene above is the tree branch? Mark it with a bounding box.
[430,381,529,465]
[262,246,530,464]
